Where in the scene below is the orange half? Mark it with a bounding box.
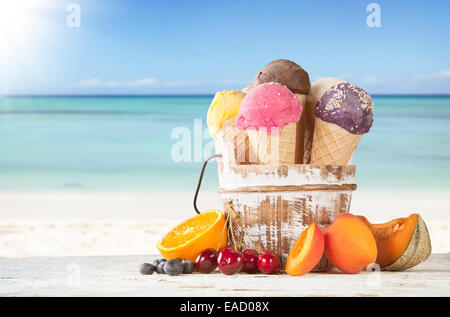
[157,210,227,262]
[285,223,325,276]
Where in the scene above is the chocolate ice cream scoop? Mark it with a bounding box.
[314,82,374,134]
[252,59,311,94]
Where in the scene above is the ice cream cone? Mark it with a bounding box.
[246,128,271,164]
[273,122,297,165]
[302,114,315,164]
[304,78,347,164]
[216,119,252,164]
[247,122,297,165]
[207,90,245,139]
[310,118,362,165]
[248,59,310,164]
[294,93,308,164]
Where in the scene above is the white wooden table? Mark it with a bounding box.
[1,253,449,297]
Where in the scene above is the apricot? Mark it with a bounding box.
[285,223,324,276]
[324,213,377,274]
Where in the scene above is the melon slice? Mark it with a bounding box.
[359,214,431,271]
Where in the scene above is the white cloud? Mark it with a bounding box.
[127,78,158,86]
[161,79,249,87]
[77,78,158,87]
[76,78,250,89]
[105,81,119,86]
[162,80,199,87]
[412,70,450,81]
[78,78,103,87]
[440,70,450,78]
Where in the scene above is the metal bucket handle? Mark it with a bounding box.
[193,154,222,214]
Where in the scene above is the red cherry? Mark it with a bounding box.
[195,248,218,273]
[242,249,259,273]
[257,249,281,274]
[217,246,244,275]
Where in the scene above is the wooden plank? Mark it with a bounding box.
[0,254,449,297]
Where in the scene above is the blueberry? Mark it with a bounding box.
[156,261,166,274]
[164,258,184,276]
[153,258,166,268]
[139,263,155,275]
[182,260,195,274]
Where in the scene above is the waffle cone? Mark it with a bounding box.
[300,91,316,164]
[303,117,314,163]
[247,122,297,165]
[310,118,362,165]
[247,128,271,164]
[273,122,297,165]
[294,93,312,164]
[215,119,252,164]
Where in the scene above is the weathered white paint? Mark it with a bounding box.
[217,163,355,268]
[218,163,355,190]
[1,254,448,296]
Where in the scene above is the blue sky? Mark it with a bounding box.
[1,0,450,95]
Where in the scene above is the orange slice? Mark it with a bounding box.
[285,223,325,276]
[157,210,228,262]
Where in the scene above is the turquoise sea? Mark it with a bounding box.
[1,96,449,192]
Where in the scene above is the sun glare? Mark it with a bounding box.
[0,1,54,94]
[0,1,44,47]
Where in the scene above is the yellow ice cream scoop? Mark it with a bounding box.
[207,90,245,139]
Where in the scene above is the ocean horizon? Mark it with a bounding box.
[4,94,450,97]
[1,95,449,192]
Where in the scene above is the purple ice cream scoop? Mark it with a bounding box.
[314,82,374,134]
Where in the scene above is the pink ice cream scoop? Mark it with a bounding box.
[235,82,302,134]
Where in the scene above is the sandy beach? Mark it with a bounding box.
[1,190,449,258]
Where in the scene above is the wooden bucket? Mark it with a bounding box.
[217,162,357,270]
